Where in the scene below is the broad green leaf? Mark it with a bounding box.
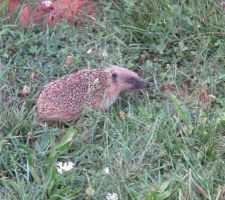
[55,128,77,152]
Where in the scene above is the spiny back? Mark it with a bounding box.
[37,69,109,118]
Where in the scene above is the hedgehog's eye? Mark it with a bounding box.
[112,73,118,80]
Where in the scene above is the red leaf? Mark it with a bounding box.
[19,0,96,28]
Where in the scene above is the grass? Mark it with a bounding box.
[0,0,225,199]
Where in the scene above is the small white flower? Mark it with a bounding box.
[102,50,108,59]
[103,167,110,175]
[106,193,118,200]
[57,161,75,174]
[87,48,93,54]
[41,1,53,7]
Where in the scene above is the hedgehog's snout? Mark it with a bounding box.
[135,79,150,89]
[126,77,149,90]
[144,81,150,88]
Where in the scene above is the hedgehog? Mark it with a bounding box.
[36,65,149,123]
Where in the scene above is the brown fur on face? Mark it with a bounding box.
[36,66,149,123]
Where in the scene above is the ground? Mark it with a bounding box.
[0,1,225,199]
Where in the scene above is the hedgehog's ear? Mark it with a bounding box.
[111,72,118,81]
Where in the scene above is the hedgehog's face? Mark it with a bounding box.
[109,66,149,92]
